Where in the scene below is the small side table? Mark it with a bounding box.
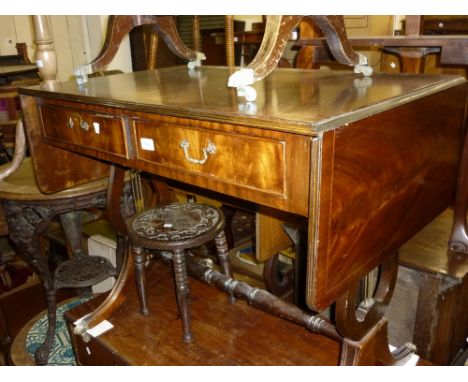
[390,209,468,365]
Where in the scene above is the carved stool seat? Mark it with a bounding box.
[127,202,233,342]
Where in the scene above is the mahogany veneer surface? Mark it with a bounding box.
[22,66,463,133]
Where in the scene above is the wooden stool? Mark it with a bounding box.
[127,202,233,342]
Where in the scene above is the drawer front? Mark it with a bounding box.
[135,120,287,197]
[40,104,129,158]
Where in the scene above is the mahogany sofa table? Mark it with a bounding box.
[18,66,467,365]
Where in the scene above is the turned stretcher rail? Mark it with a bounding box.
[157,251,342,342]
[157,250,416,363]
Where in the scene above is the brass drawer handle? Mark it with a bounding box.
[80,120,89,131]
[67,116,74,129]
[179,139,216,165]
[66,112,90,132]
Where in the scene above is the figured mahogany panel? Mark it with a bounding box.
[307,83,468,311]
[132,117,311,216]
[20,95,111,194]
[135,120,284,195]
[40,103,129,159]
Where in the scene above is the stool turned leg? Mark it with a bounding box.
[132,246,149,315]
[215,231,235,303]
[172,248,192,343]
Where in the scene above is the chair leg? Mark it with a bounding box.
[132,245,149,315]
[172,248,192,343]
[2,200,57,365]
[215,231,235,303]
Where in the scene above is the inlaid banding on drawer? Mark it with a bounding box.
[40,104,129,158]
[134,121,287,196]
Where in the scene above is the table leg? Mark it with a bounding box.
[72,237,134,341]
[309,16,361,66]
[78,15,203,77]
[87,16,145,73]
[2,188,110,365]
[228,16,302,86]
[2,201,56,365]
[449,128,468,254]
[155,16,205,62]
[228,15,365,87]
[282,223,307,308]
[71,166,135,339]
[334,253,416,365]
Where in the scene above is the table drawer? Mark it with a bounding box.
[40,104,129,158]
[134,120,287,198]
